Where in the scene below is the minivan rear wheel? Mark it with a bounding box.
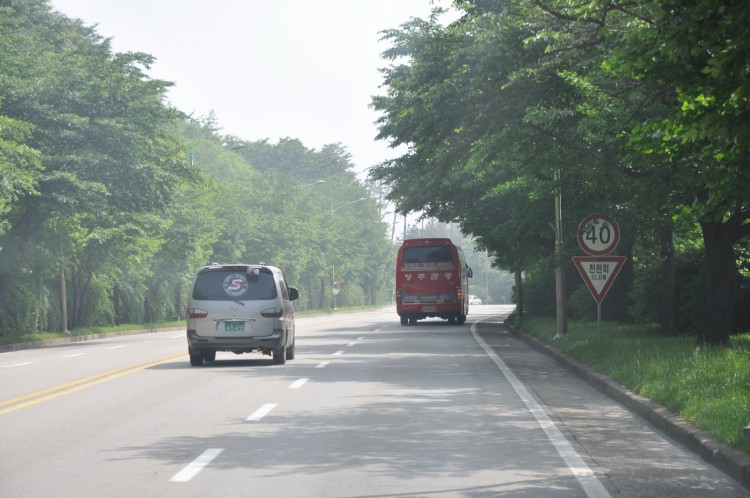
[189,352,203,367]
[286,339,295,360]
[273,346,286,365]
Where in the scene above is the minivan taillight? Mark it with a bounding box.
[188,308,208,319]
[261,307,283,318]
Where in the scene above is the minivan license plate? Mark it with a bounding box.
[224,321,245,332]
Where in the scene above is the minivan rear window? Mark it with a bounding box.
[192,269,278,301]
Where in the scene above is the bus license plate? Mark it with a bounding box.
[224,321,245,332]
[422,305,436,312]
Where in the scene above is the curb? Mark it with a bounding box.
[504,324,750,492]
[0,327,185,353]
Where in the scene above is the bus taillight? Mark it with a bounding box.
[395,289,402,305]
[456,287,463,302]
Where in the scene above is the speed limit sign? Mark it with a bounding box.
[578,214,620,256]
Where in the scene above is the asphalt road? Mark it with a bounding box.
[0,305,747,497]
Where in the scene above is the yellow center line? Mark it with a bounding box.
[0,352,187,415]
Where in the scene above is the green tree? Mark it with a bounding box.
[0,116,41,237]
[0,1,197,333]
[592,0,750,344]
[370,0,710,332]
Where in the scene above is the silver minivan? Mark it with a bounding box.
[186,263,299,366]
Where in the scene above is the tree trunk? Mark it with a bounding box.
[60,260,69,334]
[71,267,80,328]
[144,282,160,324]
[319,276,326,309]
[113,283,121,326]
[699,218,740,345]
[144,296,153,323]
[514,265,524,318]
[76,271,94,328]
[174,282,182,321]
[658,220,677,334]
[610,243,634,323]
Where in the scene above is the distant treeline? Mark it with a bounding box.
[0,1,394,336]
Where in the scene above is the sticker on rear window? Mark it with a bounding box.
[223,273,248,297]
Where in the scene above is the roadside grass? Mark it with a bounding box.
[509,315,750,455]
[0,320,185,347]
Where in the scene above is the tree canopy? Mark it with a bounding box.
[370,0,750,344]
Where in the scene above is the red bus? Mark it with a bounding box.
[395,238,473,325]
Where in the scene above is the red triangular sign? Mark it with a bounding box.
[572,256,627,304]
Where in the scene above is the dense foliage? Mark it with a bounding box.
[370,0,750,344]
[0,1,393,337]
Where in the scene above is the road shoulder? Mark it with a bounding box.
[476,320,750,496]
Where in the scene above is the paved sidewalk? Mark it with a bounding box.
[478,322,750,498]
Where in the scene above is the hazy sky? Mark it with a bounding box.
[49,0,452,177]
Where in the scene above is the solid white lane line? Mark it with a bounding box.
[471,320,611,498]
[63,353,86,358]
[170,448,223,482]
[333,350,344,356]
[247,403,277,421]
[289,378,309,389]
[316,361,330,369]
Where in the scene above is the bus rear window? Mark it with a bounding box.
[402,246,453,265]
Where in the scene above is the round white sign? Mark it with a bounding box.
[577,214,620,256]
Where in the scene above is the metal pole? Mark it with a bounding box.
[554,167,568,339]
[597,302,602,335]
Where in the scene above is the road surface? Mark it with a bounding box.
[1,305,746,497]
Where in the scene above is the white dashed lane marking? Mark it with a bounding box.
[289,378,309,389]
[2,362,33,368]
[169,448,224,482]
[247,403,277,421]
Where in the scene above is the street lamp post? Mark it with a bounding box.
[329,197,367,212]
[293,179,326,189]
[188,144,247,166]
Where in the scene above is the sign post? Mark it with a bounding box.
[575,214,624,333]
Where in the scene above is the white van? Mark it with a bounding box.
[186,263,299,366]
